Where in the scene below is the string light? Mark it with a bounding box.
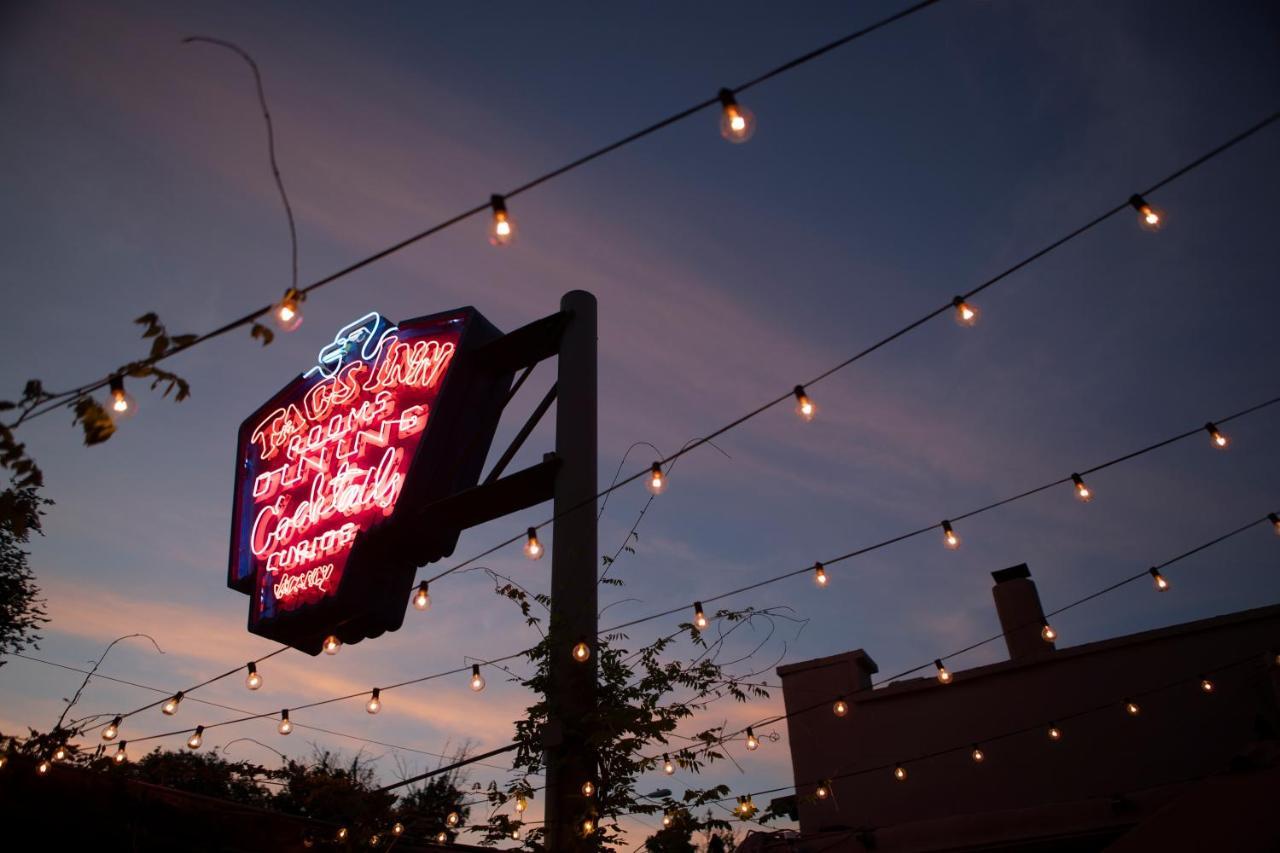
[369,835,380,846]
[1128,193,1163,231]
[970,744,985,763]
[435,832,447,843]
[113,742,128,764]
[646,462,666,496]
[1149,567,1170,592]
[934,659,952,684]
[108,377,135,418]
[833,698,849,717]
[273,288,304,332]
[245,662,262,691]
[952,296,979,327]
[187,726,204,750]
[366,688,382,715]
[469,664,486,692]
[523,527,544,560]
[446,811,460,827]
[572,641,591,663]
[322,635,341,655]
[663,754,676,775]
[745,727,760,751]
[37,760,50,775]
[1200,677,1215,694]
[662,813,673,828]
[815,782,830,799]
[941,520,960,550]
[1124,699,1141,716]
[1048,724,1063,741]
[813,562,828,587]
[1040,621,1057,643]
[337,828,349,841]
[53,745,68,761]
[392,823,403,836]
[1071,473,1092,502]
[1205,422,1229,449]
[717,88,755,143]
[103,716,122,741]
[0,756,6,770]
[582,818,596,835]
[893,763,907,782]
[278,709,292,735]
[488,195,516,247]
[413,581,431,611]
[161,691,184,716]
[515,795,528,813]
[511,828,521,840]
[793,385,816,422]
[693,602,708,630]
[581,780,595,797]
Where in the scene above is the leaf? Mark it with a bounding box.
[149,334,169,358]
[72,397,116,446]
[171,334,198,348]
[250,323,275,347]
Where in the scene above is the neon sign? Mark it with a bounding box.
[228,308,512,654]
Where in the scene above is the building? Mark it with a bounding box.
[777,565,1280,852]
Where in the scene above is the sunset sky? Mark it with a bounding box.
[2,1,1279,847]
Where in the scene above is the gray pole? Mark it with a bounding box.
[545,290,598,851]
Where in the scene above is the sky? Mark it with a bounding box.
[1,0,1279,848]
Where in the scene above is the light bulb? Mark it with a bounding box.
[581,780,595,797]
[793,385,816,422]
[337,828,349,841]
[1071,473,1092,502]
[1040,621,1057,643]
[1270,513,1280,536]
[436,832,448,843]
[1129,194,1164,231]
[187,725,204,750]
[470,664,485,692]
[1200,677,1214,694]
[273,288,304,332]
[833,698,849,717]
[413,581,431,611]
[515,795,528,813]
[745,727,759,751]
[162,691,184,716]
[323,635,341,655]
[1149,567,1169,592]
[447,811,460,827]
[815,782,830,800]
[488,195,516,246]
[1205,422,1229,449]
[971,744,985,763]
[369,835,380,846]
[582,818,596,835]
[103,716,122,741]
[813,562,828,587]
[53,745,68,761]
[662,813,673,828]
[693,602,708,630]
[245,662,262,691]
[108,377,136,419]
[366,688,382,714]
[717,88,755,143]
[392,823,404,836]
[1048,724,1062,741]
[952,296,979,327]
[646,461,666,496]
[893,764,907,782]
[942,520,960,550]
[114,742,128,764]
[278,710,292,735]
[37,760,50,775]
[935,659,952,684]
[0,756,6,770]
[1124,699,1140,716]
[572,641,591,663]
[523,527,544,560]
[662,754,675,775]
[511,829,521,840]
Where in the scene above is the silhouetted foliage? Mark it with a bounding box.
[0,487,49,662]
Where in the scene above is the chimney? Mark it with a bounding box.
[991,563,1054,661]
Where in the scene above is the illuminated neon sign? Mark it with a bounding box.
[228,308,512,654]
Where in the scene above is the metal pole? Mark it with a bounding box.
[545,290,598,851]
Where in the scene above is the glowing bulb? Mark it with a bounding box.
[662,813,673,828]
[447,811,460,827]
[162,691,184,716]
[273,288,304,332]
[108,377,136,419]
[971,744,985,763]
[245,662,262,691]
[1200,677,1214,693]
[952,296,979,327]
[1129,194,1164,231]
[893,764,907,782]
[1048,724,1062,741]
[413,581,431,611]
[369,835,380,846]
[582,818,596,835]
[572,641,591,663]
[646,461,666,495]
[813,562,828,587]
[942,520,960,550]
[1270,513,1280,536]
[436,832,447,843]
[337,828,348,841]
[515,795,527,813]
[488,195,516,246]
[1149,567,1169,592]
[693,601,708,630]
[581,780,595,797]
[935,659,952,684]
[53,745,68,761]
[1205,422,1228,449]
[114,742,128,764]
[187,726,204,750]
[1124,699,1140,716]
[392,823,403,836]
[278,709,292,735]
[663,754,675,775]
[103,716,121,741]
[815,782,830,799]
[37,760,50,775]
[0,756,6,770]
[793,385,816,422]
[366,688,382,714]
[524,527,544,560]
[745,727,759,751]
[470,664,485,692]
[1040,621,1057,643]
[511,829,521,840]
[323,635,341,655]
[833,698,849,717]
[717,88,755,143]
[1071,473,1092,502]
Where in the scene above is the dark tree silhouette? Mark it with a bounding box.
[0,487,48,663]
